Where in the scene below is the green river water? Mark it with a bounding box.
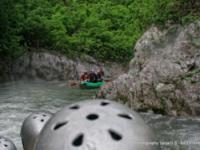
[0,80,200,150]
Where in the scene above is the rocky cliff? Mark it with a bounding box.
[99,21,200,116]
[12,52,125,81]
[0,59,10,82]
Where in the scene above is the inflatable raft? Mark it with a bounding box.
[80,81,105,89]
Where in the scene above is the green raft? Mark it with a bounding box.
[80,81,105,89]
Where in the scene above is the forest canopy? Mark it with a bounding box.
[0,0,199,62]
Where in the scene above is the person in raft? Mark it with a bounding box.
[80,68,104,83]
[80,72,89,81]
[96,67,104,82]
[88,70,98,83]
[89,68,104,83]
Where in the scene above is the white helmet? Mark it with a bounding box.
[35,100,160,150]
[0,136,17,150]
[21,112,52,150]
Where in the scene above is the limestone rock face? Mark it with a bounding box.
[0,60,10,82]
[12,52,78,80]
[99,21,200,116]
[12,53,124,81]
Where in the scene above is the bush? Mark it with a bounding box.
[0,0,199,62]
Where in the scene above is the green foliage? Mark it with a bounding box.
[154,0,200,25]
[0,0,24,60]
[0,0,199,62]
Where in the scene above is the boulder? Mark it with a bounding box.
[99,21,200,116]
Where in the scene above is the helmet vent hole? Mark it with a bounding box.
[41,119,44,122]
[108,129,122,141]
[86,114,99,121]
[118,114,132,120]
[101,102,110,106]
[72,133,84,147]
[54,121,68,130]
[70,105,80,110]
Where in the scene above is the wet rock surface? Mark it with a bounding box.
[99,21,200,116]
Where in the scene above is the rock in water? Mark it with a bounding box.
[0,136,17,150]
[21,112,52,150]
[35,100,160,150]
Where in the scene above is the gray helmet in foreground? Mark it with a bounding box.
[35,100,160,150]
[0,136,17,150]
[21,112,52,150]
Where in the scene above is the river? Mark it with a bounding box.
[0,80,199,150]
